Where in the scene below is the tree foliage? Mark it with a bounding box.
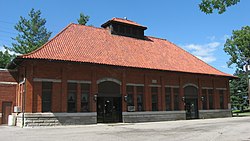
[199,0,240,14]
[77,13,89,25]
[5,8,52,54]
[224,26,250,70]
[0,50,15,68]
[230,72,248,110]
[224,27,250,109]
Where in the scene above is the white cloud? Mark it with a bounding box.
[0,46,5,52]
[207,36,216,41]
[221,65,227,69]
[182,42,221,63]
[0,46,16,55]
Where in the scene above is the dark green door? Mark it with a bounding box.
[97,80,122,123]
[185,98,198,119]
[97,97,122,123]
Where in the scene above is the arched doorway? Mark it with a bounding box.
[97,79,122,123]
[184,85,199,119]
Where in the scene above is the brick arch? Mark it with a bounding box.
[184,84,198,98]
[96,77,121,85]
[182,83,198,89]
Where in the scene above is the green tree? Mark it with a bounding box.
[5,8,52,54]
[224,26,250,70]
[77,13,89,25]
[224,26,250,110]
[0,50,15,68]
[199,0,240,14]
[230,72,248,110]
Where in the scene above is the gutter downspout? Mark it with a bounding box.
[22,67,26,128]
[18,68,26,128]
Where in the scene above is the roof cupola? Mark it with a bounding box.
[101,17,147,39]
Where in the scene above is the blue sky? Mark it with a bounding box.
[1,0,250,74]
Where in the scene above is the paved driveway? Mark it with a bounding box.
[1,116,250,141]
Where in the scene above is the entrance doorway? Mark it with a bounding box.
[97,80,122,123]
[184,85,199,119]
[2,102,12,124]
[185,99,198,119]
[97,97,122,123]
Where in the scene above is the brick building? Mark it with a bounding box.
[0,69,18,124]
[3,18,234,126]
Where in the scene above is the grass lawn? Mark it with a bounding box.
[232,108,250,117]
[237,112,250,116]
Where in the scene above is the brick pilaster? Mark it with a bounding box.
[179,76,184,110]
[144,74,150,111]
[122,70,127,112]
[25,62,33,113]
[198,78,202,110]
[91,67,97,112]
[161,76,166,111]
[77,83,81,112]
[61,65,68,112]
[133,86,137,111]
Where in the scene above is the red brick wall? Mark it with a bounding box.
[0,70,18,124]
[19,60,231,113]
[52,82,62,112]
[33,82,42,112]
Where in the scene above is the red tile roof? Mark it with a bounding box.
[19,22,232,77]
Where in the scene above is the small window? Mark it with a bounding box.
[151,87,158,93]
[127,26,132,35]
[120,26,125,34]
[42,82,52,112]
[132,28,137,36]
[209,93,214,109]
[202,89,207,95]
[208,89,213,95]
[219,90,224,109]
[137,86,144,111]
[81,84,90,112]
[127,94,134,106]
[124,26,128,35]
[165,87,171,111]
[151,87,158,111]
[173,88,179,110]
[112,24,118,34]
[127,86,133,93]
[137,29,144,37]
[68,83,77,112]
[202,89,207,110]
[126,86,134,107]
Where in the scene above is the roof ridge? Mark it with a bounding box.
[18,23,75,58]
[72,23,108,31]
[112,17,138,24]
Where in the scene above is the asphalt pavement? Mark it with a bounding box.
[0,116,250,141]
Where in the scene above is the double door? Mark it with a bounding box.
[97,97,122,123]
[185,99,199,119]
